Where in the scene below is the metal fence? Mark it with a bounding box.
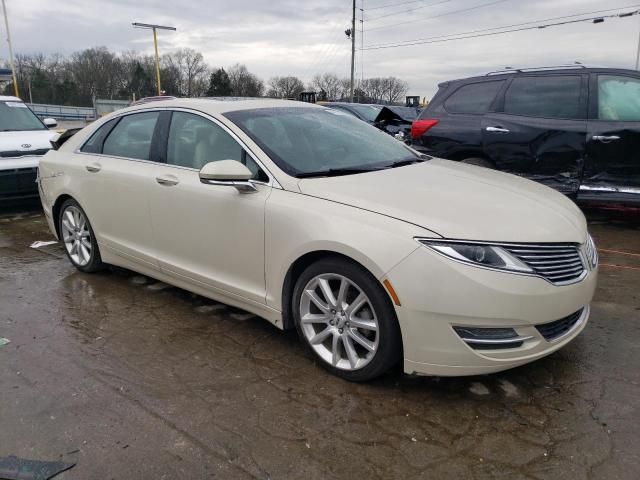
[27,103,96,121]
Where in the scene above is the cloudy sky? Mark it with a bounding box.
[7,0,640,96]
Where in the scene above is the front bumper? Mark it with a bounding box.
[386,244,597,376]
[0,156,41,201]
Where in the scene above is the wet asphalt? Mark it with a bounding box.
[0,204,639,480]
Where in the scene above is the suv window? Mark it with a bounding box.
[102,112,160,160]
[598,75,640,121]
[444,81,504,114]
[167,112,267,180]
[504,75,582,119]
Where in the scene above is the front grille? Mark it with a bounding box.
[535,308,584,341]
[0,148,49,158]
[503,244,585,285]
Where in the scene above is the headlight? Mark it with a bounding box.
[585,234,598,269]
[418,239,533,273]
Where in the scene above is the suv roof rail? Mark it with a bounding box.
[485,64,587,76]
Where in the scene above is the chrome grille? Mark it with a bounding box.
[503,244,585,285]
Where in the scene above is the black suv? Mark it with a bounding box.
[411,66,640,209]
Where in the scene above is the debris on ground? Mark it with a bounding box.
[0,338,10,348]
[0,455,75,480]
[29,241,58,249]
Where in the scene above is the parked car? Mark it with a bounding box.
[38,99,597,381]
[324,102,419,141]
[323,102,383,124]
[411,66,640,210]
[0,96,58,202]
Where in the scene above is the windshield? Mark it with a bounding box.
[0,101,46,131]
[224,107,419,177]
[344,104,383,122]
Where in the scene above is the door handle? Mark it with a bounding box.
[486,126,510,133]
[85,163,101,173]
[155,175,179,186]
[592,135,620,143]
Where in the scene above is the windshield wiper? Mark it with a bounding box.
[383,157,429,169]
[297,167,383,178]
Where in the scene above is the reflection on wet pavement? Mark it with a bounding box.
[1,208,639,479]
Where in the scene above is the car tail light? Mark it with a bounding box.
[411,119,438,139]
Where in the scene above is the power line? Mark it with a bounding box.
[366,0,509,32]
[366,0,439,11]
[362,8,640,50]
[365,4,640,48]
[365,0,451,22]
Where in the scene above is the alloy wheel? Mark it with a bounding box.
[61,205,92,267]
[299,273,380,370]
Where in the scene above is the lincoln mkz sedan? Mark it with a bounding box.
[38,99,598,381]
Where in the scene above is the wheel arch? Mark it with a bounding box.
[280,249,388,331]
[52,193,75,239]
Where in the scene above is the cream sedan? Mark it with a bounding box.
[37,99,598,381]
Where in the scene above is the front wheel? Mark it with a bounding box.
[58,199,104,273]
[292,258,402,382]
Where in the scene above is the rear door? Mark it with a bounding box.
[75,110,166,269]
[582,73,640,205]
[416,79,505,158]
[482,74,588,195]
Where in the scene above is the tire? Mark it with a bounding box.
[461,157,494,168]
[292,257,402,382]
[58,198,104,273]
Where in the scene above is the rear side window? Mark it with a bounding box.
[598,75,640,121]
[81,118,118,153]
[102,112,160,160]
[504,75,582,119]
[444,81,504,114]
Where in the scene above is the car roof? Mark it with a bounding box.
[440,66,640,87]
[121,97,322,116]
[0,95,23,102]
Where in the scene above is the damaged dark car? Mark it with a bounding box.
[411,66,640,210]
[323,102,419,142]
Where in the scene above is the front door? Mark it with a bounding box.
[583,73,640,204]
[148,110,271,304]
[482,74,588,195]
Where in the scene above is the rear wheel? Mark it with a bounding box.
[293,258,402,381]
[461,157,494,168]
[59,199,104,273]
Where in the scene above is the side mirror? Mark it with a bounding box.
[199,160,257,193]
[43,118,58,129]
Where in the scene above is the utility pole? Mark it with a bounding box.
[1,0,19,98]
[132,22,176,96]
[350,0,356,102]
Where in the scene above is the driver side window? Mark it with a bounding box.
[167,112,267,181]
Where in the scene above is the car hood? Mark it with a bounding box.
[0,130,56,155]
[297,158,587,243]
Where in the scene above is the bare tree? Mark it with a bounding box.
[227,64,264,97]
[310,73,342,101]
[383,76,409,104]
[267,76,305,98]
[163,48,209,97]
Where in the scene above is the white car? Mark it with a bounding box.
[37,99,598,381]
[0,96,58,201]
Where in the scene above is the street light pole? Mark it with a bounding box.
[349,0,356,102]
[1,0,19,98]
[636,15,640,70]
[132,22,176,96]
